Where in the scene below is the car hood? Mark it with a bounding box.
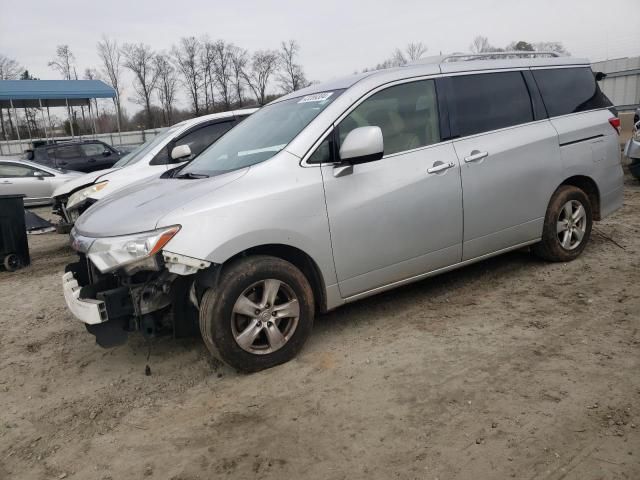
[53,167,120,197]
[74,168,248,237]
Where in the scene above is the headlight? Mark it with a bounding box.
[67,181,109,210]
[634,128,640,142]
[88,225,180,273]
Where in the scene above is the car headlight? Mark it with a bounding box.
[634,128,640,142]
[87,225,181,273]
[67,181,109,210]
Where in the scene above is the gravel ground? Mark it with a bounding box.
[0,175,639,480]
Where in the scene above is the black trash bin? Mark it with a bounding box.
[0,194,30,271]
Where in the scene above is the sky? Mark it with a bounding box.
[1,0,639,115]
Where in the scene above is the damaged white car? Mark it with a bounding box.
[52,109,255,232]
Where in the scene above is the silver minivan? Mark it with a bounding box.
[63,53,624,371]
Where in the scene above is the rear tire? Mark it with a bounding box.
[533,185,592,262]
[199,255,315,372]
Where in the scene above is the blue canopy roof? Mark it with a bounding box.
[0,80,116,108]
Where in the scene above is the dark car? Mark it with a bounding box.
[24,140,127,173]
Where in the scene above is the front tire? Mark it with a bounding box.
[199,255,315,372]
[533,185,593,262]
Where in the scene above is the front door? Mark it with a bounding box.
[319,79,463,298]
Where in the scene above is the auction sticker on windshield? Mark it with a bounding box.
[298,92,334,103]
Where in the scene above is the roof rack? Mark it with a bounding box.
[407,51,563,66]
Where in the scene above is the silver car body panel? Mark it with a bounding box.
[71,56,623,312]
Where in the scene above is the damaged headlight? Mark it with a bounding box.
[67,181,109,210]
[87,225,181,273]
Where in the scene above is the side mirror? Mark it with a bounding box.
[33,171,46,179]
[102,150,112,157]
[171,144,192,160]
[339,126,384,164]
[24,150,34,160]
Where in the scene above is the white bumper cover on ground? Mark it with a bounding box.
[62,271,108,325]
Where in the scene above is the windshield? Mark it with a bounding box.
[181,90,342,176]
[113,126,177,167]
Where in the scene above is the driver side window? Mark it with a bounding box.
[337,80,440,157]
[151,121,235,165]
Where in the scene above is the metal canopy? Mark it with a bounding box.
[0,80,116,108]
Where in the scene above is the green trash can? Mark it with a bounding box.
[0,194,30,271]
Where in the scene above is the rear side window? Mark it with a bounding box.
[52,145,83,160]
[451,72,533,137]
[532,67,612,117]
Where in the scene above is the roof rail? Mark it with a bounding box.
[441,51,562,62]
[407,51,563,66]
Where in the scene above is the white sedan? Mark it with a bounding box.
[0,158,82,206]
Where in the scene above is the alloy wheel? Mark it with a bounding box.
[231,279,300,355]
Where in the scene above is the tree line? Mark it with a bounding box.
[0,35,568,141]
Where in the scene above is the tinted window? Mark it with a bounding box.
[338,80,440,157]
[53,145,84,160]
[451,72,533,137]
[532,67,612,117]
[80,143,107,156]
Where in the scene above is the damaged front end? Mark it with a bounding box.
[62,226,212,347]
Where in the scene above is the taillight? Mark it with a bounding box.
[608,117,621,135]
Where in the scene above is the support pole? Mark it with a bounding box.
[89,99,98,138]
[39,99,50,141]
[10,99,21,143]
[46,105,53,140]
[115,92,122,146]
[66,98,75,138]
[25,108,33,143]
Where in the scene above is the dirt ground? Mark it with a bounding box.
[1,176,639,480]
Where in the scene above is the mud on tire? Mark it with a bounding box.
[199,255,315,372]
[532,185,593,262]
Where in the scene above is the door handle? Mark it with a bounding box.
[427,161,455,174]
[464,150,488,163]
[1,180,12,184]
[88,158,96,163]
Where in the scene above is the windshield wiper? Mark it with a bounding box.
[175,172,209,179]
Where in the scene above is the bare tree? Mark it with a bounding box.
[172,37,203,115]
[243,50,278,105]
[0,54,22,139]
[200,38,216,113]
[212,40,234,109]
[469,36,496,53]
[48,45,75,80]
[366,42,428,71]
[532,41,569,55]
[277,40,308,93]
[121,43,159,128]
[230,46,248,106]
[83,67,99,80]
[154,53,178,125]
[392,42,428,65]
[97,36,124,129]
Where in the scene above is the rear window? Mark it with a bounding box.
[532,67,612,117]
[451,72,533,137]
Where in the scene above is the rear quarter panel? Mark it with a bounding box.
[549,109,623,218]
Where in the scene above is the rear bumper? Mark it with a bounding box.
[62,271,108,325]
